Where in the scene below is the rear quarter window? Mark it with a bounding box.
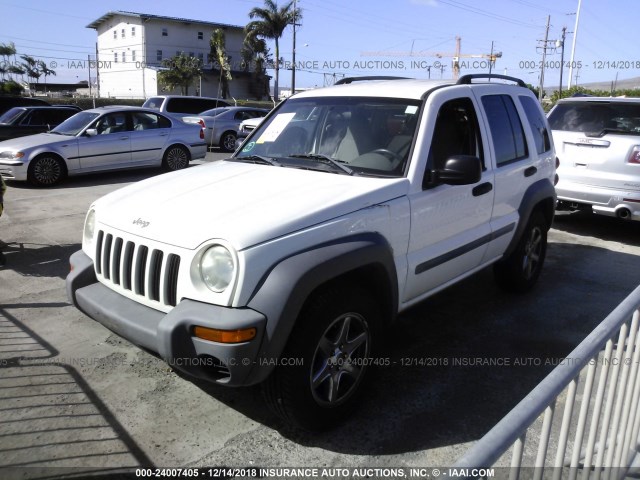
[519,96,551,154]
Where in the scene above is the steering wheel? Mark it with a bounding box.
[370,148,403,163]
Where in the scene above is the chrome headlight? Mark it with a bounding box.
[83,209,96,246]
[200,245,235,292]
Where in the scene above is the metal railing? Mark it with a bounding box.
[455,284,640,480]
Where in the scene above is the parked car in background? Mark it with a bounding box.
[0,106,206,186]
[142,95,231,118]
[0,96,51,116]
[0,106,82,141]
[236,115,266,141]
[548,97,640,221]
[183,106,269,151]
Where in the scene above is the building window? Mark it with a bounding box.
[113,30,117,39]
[197,31,203,40]
[114,52,118,63]
[131,26,136,37]
[162,27,168,37]
[122,51,126,63]
[132,50,136,62]
[121,28,125,38]
[189,52,194,58]
[176,51,180,57]
[156,50,162,62]
[198,52,204,63]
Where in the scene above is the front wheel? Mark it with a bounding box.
[263,286,380,430]
[162,145,190,171]
[494,211,548,293]
[28,154,66,187]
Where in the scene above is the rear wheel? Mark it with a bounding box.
[220,131,237,152]
[263,286,380,430]
[28,154,66,187]
[162,145,190,171]
[494,211,548,293]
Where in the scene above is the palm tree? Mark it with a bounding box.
[245,0,301,101]
[38,60,56,93]
[209,28,232,98]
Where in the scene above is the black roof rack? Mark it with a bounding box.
[335,76,411,85]
[457,74,527,87]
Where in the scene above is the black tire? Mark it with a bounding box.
[220,131,237,152]
[162,145,190,171]
[494,211,548,293]
[28,154,66,187]
[263,285,380,430]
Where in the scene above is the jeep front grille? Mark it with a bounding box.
[95,230,181,307]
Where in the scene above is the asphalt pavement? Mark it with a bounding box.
[1,160,640,477]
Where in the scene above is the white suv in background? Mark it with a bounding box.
[548,96,640,221]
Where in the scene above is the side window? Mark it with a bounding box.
[132,112,171,130]
[519,95,551,154]
[428,97,484,171]
[23,111,46,126]
[94,113,129,135]
[481,94,528,166]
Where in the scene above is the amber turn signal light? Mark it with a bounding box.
[193,326,256,344]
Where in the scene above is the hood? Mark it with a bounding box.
[95,161,409,250]
[0,132,71,151]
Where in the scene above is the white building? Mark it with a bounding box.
[87,11,266,100]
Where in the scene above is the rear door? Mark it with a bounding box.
[130,111,172,165]
[471,88,554,262]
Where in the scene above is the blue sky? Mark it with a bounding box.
[1,0,638,93]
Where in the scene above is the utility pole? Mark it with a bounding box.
[557,27,567,98]
[291,0,297,95]
[538,15,551,101]
[568,0,582,89]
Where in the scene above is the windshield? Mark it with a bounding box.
[234,96,421,176]
[51,111,99,136]
[200,107,229,116]
[548,102,640,135]
[0,107,25,125]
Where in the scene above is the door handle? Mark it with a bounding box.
[472,182,493,197]
[120,136,129,140]
[524,166,537,177]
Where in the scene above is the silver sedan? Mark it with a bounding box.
[0,107,207,186]
[183,106,269,152]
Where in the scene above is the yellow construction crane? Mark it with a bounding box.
[417,36,502,79]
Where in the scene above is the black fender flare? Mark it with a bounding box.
[245,232,398,384]
[504,178,556,258]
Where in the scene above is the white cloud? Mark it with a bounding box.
[410,0,438,6]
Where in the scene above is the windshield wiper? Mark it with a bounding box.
[288,154,354,176]
[586,128,634,138]
[230,155,281,166]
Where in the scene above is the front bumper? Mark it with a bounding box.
[66,250,268,386]
[0,160,28,181]
[556,180,640,221]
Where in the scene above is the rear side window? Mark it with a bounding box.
[548,102,640,135]
[142,97,164,110]
[519,96,551,154]
[482,94,528,166]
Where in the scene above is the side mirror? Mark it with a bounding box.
[433,155,482,186]
[85,128,98,137]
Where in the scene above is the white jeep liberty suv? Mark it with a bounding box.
[67,74,557,430]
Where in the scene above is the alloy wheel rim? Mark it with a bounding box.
[310,312,370,406]
[522,226,543,279]
[34,157,61,185]
[166,148,187,170]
